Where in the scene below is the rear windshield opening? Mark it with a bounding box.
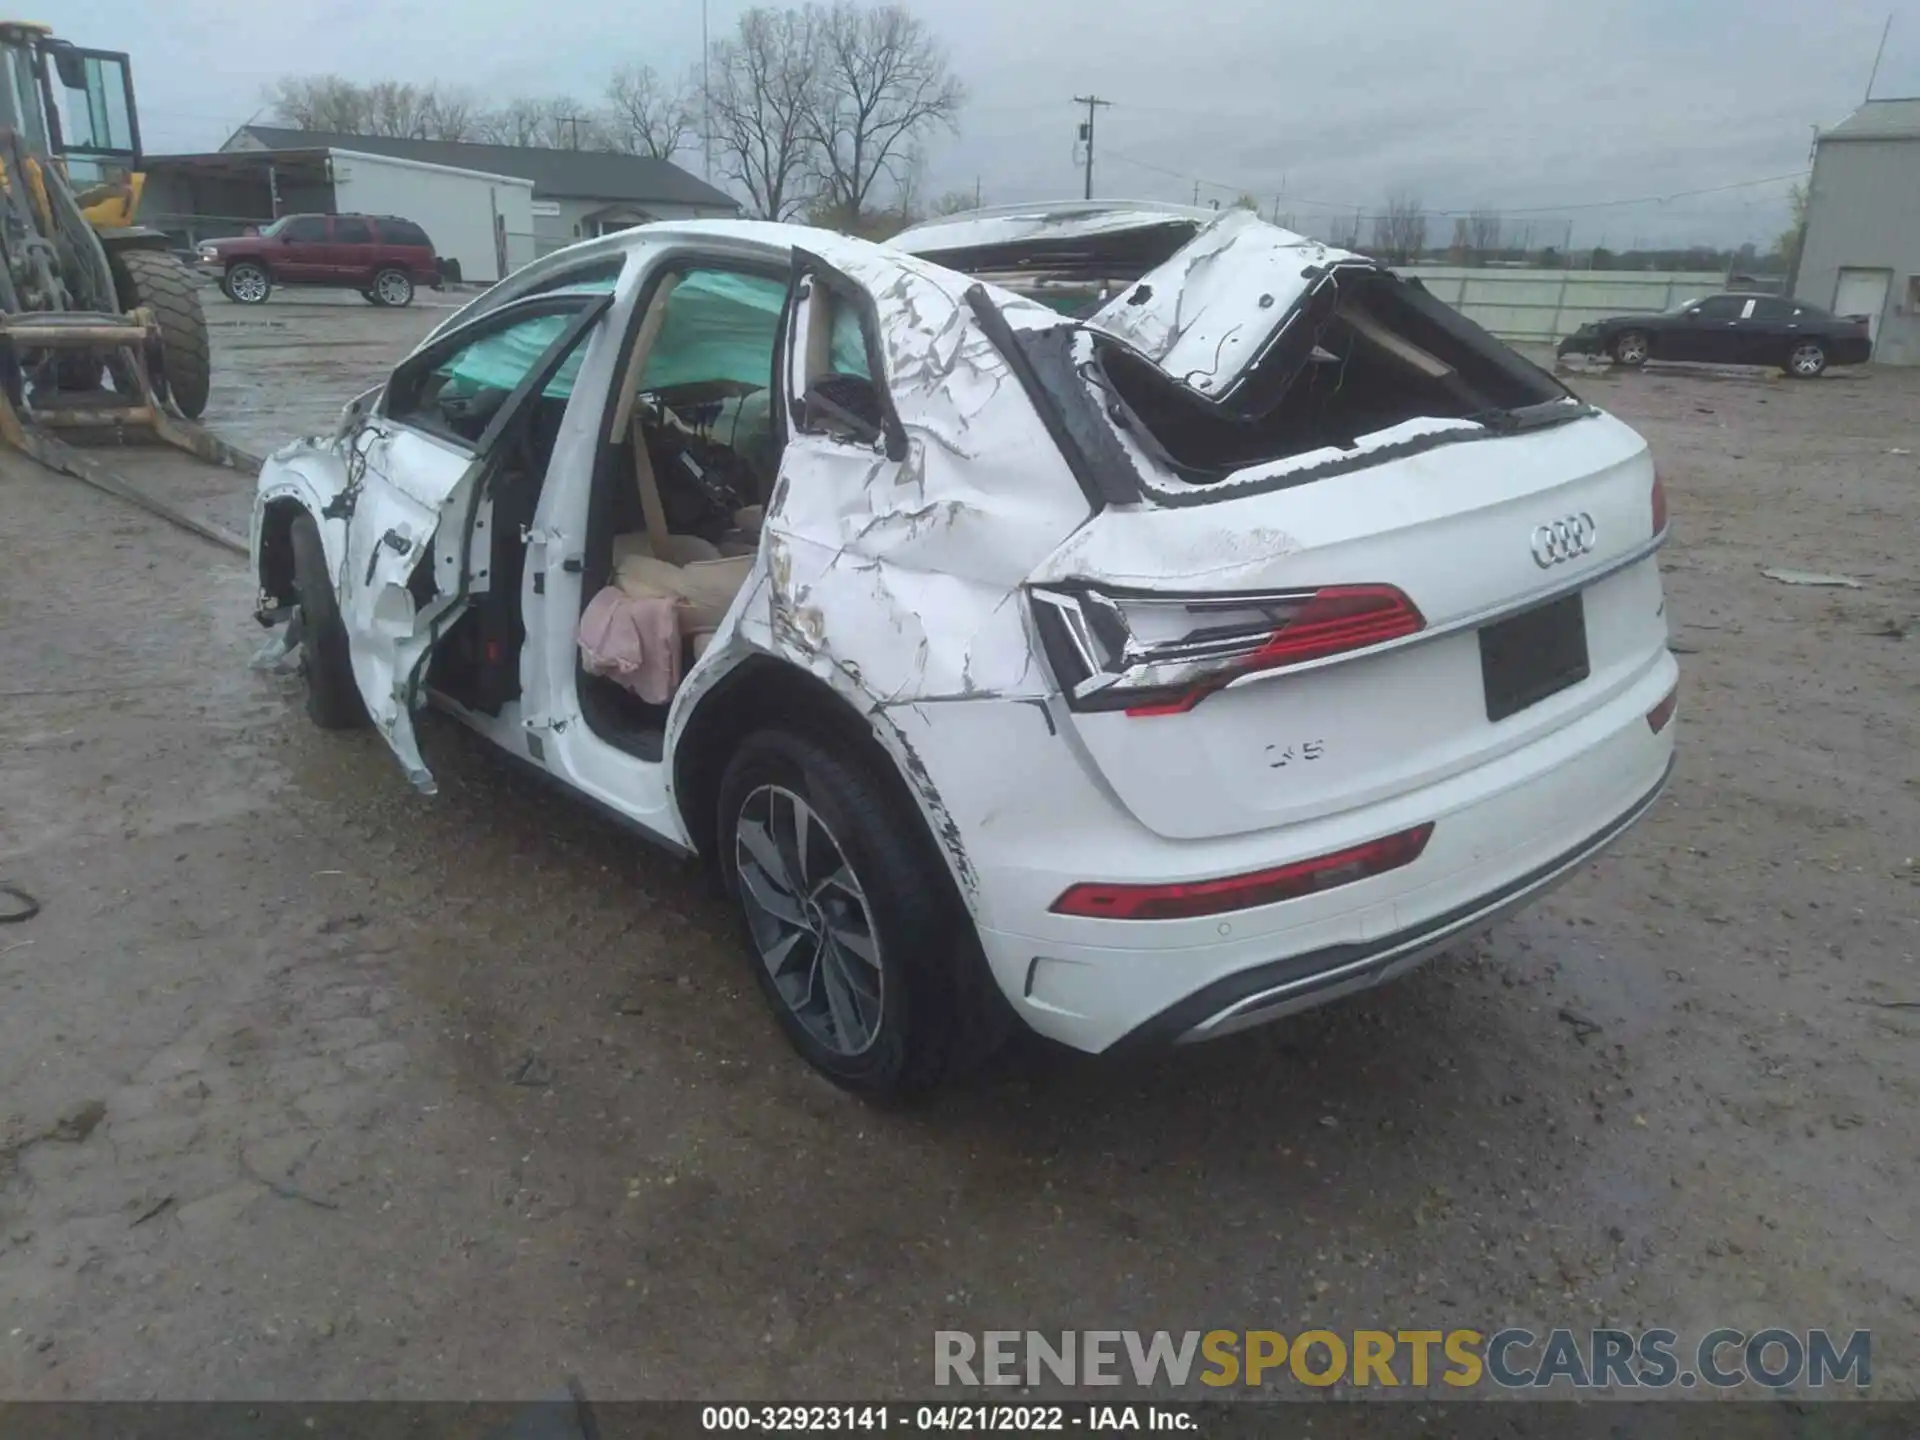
[1096,268,1568,481]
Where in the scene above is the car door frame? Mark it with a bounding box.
[519,241,800,849]
[272,215,333,283]
[1745,296,1800,366]
[336,288,615,790]
[1669,296,1744,362]
[328,214,377,287]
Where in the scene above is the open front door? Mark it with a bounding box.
[336,291,611,791]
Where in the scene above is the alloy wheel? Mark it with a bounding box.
[229,267,268,303]
[377,272,412,305]
[1616,334,1649,365]
[734,784,884,1057]
[1790,344,1825,377]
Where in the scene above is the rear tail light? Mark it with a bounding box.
[1647,682,1678,734]
[1051,823,1435,920]
[1030,581,1425,717]
[1651,472,1668,537]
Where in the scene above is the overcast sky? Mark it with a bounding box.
[104,0,1920,248]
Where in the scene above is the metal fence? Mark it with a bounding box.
[1397,267,1788,345]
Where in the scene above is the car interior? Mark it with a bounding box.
[415,260,886,757]
[574,263,883,762]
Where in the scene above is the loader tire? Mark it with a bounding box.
[114,248,212,420]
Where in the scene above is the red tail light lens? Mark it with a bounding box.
[1052,823,1435,921]
[1651,472,1669,536]
[1031,582,1426,718]
[1647,683,1678,733]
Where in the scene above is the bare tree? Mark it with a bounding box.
[264,75,371,133]
[800,3,963,225]
[537,97,596,150]
[929,187,977,216]
[421,88,479,142]
[1466,207,1502,265]
[603,64,697,159]
[709,7,822,219]
[362,81,430,138]
[475,97,549,147]
[1369,188,1427,264]
[1773,180,1809,269]
[266,75,483,141]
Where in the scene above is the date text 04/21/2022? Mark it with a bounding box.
[699,1405,1196,1432]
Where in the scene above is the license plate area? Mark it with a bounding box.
[1480,592,1590,722]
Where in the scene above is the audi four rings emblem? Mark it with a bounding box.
[1530,513,1597,568]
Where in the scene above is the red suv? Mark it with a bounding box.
[198,214,441,307]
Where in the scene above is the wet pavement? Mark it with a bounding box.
[0,303,1915,1401]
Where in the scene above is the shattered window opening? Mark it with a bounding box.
[1092,268,1569,483]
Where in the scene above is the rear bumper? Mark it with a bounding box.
[965,653,1678,1053]
[1110,753,1672,1049]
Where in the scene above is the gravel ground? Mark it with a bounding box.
[0,300,1915,1403]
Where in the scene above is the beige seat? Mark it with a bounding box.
[601,275,765,661]
[612,413,755,656]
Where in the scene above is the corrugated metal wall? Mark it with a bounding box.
[1399,268,1779,343]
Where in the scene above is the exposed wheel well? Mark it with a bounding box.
[673,658,948,880]
[257,498,305,607]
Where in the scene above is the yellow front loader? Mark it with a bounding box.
[0,20,252,509]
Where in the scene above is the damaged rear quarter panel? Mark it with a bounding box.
[671,246,1096,904]
[750,250,1092,704]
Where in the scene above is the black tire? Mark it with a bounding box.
[370,269,415,308]
[114,248,212,419]
[289,513,368,730]
[1612,330,1651,367]
[225,261,272,305]
[1785,341,1828,379]
[716,728,1008,1098]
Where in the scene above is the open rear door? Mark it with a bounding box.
[335,291,610,791]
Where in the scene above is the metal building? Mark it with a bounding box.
[1794,98,1920,365]
[139,146,536,284]
[223,128,740,259]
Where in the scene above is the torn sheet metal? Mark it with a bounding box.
[892,201,1210,257]
[1084,209,1357,403]
[722,247,1091,703]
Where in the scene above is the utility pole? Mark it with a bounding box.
[1192,180,1201,205]
[973,175,982,208]
[702,0,713,181]
[558,115,582,150]
[1072,95,1111,201]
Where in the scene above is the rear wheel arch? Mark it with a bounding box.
[673,659,910,860]
[674,656,1013,1092]
[671,658,978,915]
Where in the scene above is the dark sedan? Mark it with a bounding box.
[1557,293,1873,378]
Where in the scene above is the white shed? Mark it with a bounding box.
[328,149,536,284]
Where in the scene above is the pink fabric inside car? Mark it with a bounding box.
[577,586,681,704]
